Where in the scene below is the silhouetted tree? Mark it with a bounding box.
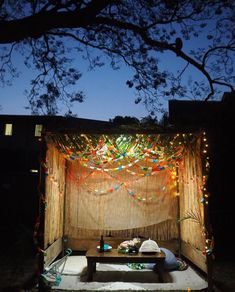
[140,115,158,126]
[110,116,140,125]
[159,112,170,128]
[0,0,234,115]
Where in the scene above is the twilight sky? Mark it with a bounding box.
[0,34,216,122]
[0,3,233,122]
[0,48,191,121]
[0,61,152,121]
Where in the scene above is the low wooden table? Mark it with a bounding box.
[86,248,166,282]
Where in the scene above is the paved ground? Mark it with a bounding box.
[0,226,234,291]
[47,256,207,291]
[0,253,234,291]
[212,259,235,292]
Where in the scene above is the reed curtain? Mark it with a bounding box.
[65,159,177,231]
[44,144,66,248]
[45,133,204,243]
[59,133,184,241]
[178,136,205,251]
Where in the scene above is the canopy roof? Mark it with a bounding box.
[45,132,201,173]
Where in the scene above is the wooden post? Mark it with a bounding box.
[176,163,181,258]
[201,131,214,292]
[206,253,213,292]
[37,137,47,290]
[62,159,68,256]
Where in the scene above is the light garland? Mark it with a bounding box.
[46,132,200,204]
[200,132,210,206]
[200,132,214,257]
[47,133,189,164]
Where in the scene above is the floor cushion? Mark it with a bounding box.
[160,247,180,270]
[145,247,180,271]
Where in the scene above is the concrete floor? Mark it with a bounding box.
[0,253,234,291]
[46,256,208,291]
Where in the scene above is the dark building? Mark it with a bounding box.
[169,92,235,260]
[0,115,114,243]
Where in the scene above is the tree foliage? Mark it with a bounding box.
[0,0,234,115]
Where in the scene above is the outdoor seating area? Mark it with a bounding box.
[46,254,208,291]
[38,131,213,290]
[0,3,234,291]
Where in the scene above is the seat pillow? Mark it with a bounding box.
[160,247,179,270]
[146,247,179,271]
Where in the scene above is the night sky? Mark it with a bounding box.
[0,3,230,122]
[0,47,201,121]
[0,60,151,121]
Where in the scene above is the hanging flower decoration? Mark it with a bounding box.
[47,133,190,168]
[46,132,199,203]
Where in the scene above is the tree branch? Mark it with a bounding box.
[0,0,234,114]
[0,0,115,43]
[94,17,221,99]
[202,44,235,67]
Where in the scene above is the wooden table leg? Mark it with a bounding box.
[93,261,96,273]
[155,261,165,283]
[87,259,94,281]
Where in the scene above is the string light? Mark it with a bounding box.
[46,133,204,206]
[200,132,214,257]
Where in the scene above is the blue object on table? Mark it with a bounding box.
[97,244,112,251]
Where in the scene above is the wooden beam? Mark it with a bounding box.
[44,237,63,267]
[181,241,207,273]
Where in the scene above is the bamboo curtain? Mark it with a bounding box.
[178,136,205,252]
[44,133,205,246]
[65,159,178,232]
[44,144,66,248]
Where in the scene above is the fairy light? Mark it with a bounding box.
[200,131,214,257]
[48,133,201,204]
